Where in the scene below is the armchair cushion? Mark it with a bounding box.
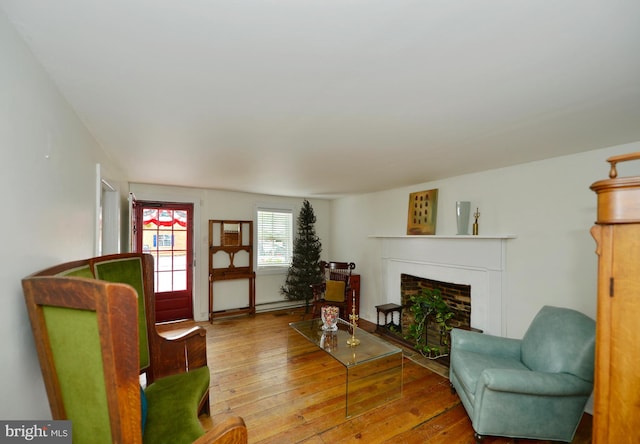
[143,365,210,444]
[324,280,345,302]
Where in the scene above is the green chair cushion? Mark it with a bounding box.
[43,306,113,443]
[143,366,210,444]
[92,258,150,370]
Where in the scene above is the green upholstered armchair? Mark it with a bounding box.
[449,305,595,443]
[24,254,247,444]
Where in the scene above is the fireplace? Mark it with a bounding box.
[400,274,471,334]
[376,235,513,336]
[377,274,473,361]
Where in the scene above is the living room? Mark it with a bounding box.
[2,1,640,437]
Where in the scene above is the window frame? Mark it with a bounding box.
[255,204,294,273]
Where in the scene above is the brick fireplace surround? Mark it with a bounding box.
[374,235,514,336]
[400,274,471,335]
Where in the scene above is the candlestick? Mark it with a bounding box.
[347,291,360,346]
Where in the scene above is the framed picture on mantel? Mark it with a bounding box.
[407,189,438,235]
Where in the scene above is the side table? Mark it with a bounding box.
[375,303,402,332]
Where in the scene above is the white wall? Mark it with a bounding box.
[331,142,640,338]
[129,183,331,320]
[0,10,127,419]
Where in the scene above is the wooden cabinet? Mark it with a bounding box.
[590,152,640,443]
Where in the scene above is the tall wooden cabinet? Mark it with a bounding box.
[590,152,640,443]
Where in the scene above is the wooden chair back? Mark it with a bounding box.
[30,253,207,385]
[22,276,141,443]
[322,261,355,283]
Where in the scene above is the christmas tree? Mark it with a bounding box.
[281,199,323,311]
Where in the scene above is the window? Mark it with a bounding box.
[257,207,293,269]
[154,234,173,247]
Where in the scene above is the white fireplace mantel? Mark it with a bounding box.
[371,234,516,336]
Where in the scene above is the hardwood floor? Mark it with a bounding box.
[190,309,592,443]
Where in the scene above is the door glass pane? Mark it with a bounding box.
[173,269,187,291]
[141,207,190,293]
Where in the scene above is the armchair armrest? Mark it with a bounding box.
[193,416,247,444]
[151,325,208,380]
[158,325,204,341]
[451,328,522,359]
[480,368,593,397]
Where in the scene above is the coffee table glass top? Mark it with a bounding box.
[289,317,403,417]
[288,317,401,367]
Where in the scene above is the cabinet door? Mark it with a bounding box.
[593,224,640,442]
[608,225,640,438]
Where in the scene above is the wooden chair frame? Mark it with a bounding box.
[310,261,356,319]
[31,254,207,383]
[23,277,142,442]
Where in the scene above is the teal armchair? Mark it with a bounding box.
[449,305,595,443]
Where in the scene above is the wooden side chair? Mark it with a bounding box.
[310,261,356,319]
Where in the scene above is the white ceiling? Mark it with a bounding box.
[3,1,640,198]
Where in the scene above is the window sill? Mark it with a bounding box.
[256,267,289,276]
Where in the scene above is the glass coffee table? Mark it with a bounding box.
[289,317,403,417]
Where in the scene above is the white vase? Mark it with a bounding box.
[456,201,471,235]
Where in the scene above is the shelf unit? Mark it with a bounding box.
[208,220,255,321]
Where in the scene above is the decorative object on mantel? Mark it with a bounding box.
[472,207,480,235]
[407,189,438,235]
[456,201,471,235]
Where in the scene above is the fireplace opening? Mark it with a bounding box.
[377,274,472,365]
